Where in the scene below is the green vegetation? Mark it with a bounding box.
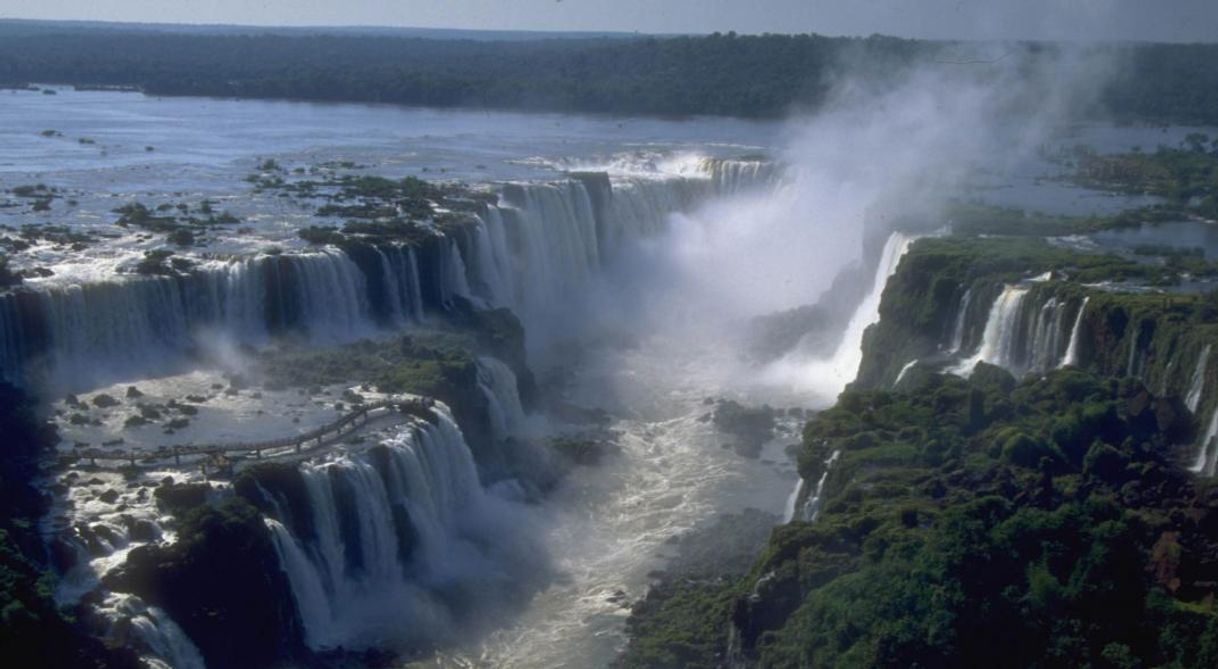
[132,249,194,275]
[259,333,480,401]
[1066,138,1218,218]
[286,174,492,247]
[112,200,242,246]
[2,24,1218,123]
[943,201,1190,237]
[621,369,1218,668]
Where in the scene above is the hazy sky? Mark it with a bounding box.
[1,0,1215,42]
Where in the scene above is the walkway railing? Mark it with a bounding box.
[63,396,435,471]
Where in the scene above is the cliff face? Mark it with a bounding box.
[103,497,307,669]
[855,237,1218,430]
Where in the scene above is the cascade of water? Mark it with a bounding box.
[100,593,206,669]
[1026,297,1072,374]
[703,159,779,195]
[1191,408,1218,477]
[1,166,769,386]
[476,356,527,440]
[894,359,919,385]
[761,230,920,396]
[258,406,498,650]
[797,450,841,522]
[485,181,601,320]
[826,232,917,382]
[1060,296,1090,367]
[1127,330,1143,379]
[947,287,973,354]
[950,285,1030,376]
[1186,345,1212,413]
[291,249,372,342]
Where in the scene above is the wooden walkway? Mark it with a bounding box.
[63,396,435,472]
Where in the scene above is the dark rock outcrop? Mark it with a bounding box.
[103,499,307,669]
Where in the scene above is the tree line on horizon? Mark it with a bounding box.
[0,27,1215,126]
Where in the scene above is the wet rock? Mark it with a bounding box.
[103,499,307,668]
[121,516,160,543]
[125,386,144,398]
[731,441,763,459]
[98,489,120,504]
[123,415,149,428]
[153,483,210,514]
[712,399,777,444]
[92,393,120,408]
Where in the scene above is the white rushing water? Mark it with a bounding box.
[1026,297,1070,374]
[477,356,529,441]
[1187,345,1212,414]
[456,334,800,668]
[100,594,206,669]
[0,165,770,389]
[762,231,918,399]
[1192,408,1218,477]
[947,287,974,355]
[951,285,1029,376]
[261,404,538,651]
[1060,296,1090,367]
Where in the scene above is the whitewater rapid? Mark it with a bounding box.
[454,334,801,668]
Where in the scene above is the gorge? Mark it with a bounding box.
[3,57,1218,669]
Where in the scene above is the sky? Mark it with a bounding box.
[0,0,1215,43]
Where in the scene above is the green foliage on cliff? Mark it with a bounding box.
[621,369,1218,668]
[855,229,1218,389]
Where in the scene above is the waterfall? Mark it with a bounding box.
[476,356,527,440]
[484,181,601,320]
[950,285,1029,376]
[1060,296,1090,367]
[99,593,206,669]
[760,230,919,396]
[894,359,919,385]
[951,288,1094,378]
[0,164,775,387]
[1186,345,1212,413]
[1026,297,1072,374]
[702,159,779,195]
[1191,408,1218,477]
[807,232,917,386]
[1126,330,1143,379]
[794,450,841,522]
[258,404,528,650]
[0,250,378,387]
[947,287,973,354]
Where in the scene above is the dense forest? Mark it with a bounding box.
[1,22,1217,123]
[621,367,1218,668]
